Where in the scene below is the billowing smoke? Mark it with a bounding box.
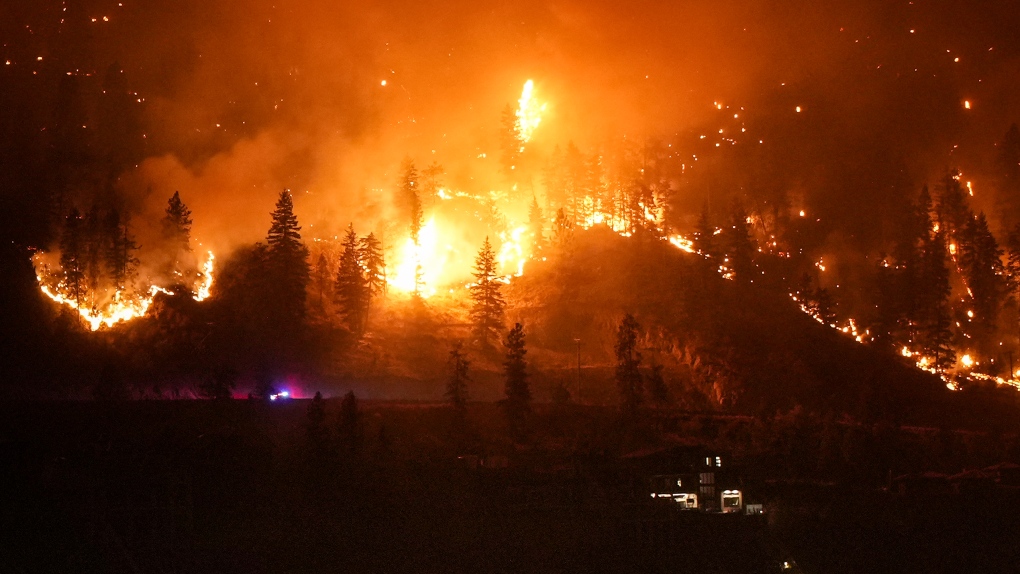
[35,0,1020,258]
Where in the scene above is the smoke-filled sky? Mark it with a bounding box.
[3,0,1020,252]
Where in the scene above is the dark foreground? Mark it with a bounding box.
[1,400,1018,573]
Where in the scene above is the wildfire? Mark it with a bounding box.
[35,250,216,331]
[515,79,546,145]
[389,217,442,298]
[497,225,529,277]
[668,235,696,254]
[39,283,171,331]
[195,251,215,301]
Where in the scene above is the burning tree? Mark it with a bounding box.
[500,104,521,183]
[421,161,444,206]
[399,159,424,295]
[400,159,423,243]
[528,196,545,254]
[552,207,573,249]
[469,237,506,348]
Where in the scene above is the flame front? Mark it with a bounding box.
[194,251,215,301]
[34,250,215,331]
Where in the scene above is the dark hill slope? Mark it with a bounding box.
[508,227,1019,429]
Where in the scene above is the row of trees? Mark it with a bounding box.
[444,313,670,440]
[53,191,196,312]
[332,225,385,334]
[57,206,139,310]
[445,323,532,439]
[872,174,1020,374]
[540,143,675,236]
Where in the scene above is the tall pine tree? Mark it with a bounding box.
[615,314,644,415]
[501,323,531,436]
[936,171,971,240]
[469,237,506,348]
[400,159,423,245]
[266,190,310,325]
[400,160,424,295]
[921,229,956,373]
[162,191,194,280]
[959,212,1004,357]
[358,232,386,295]
[335,224,369,333]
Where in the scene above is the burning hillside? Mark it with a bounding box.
[1,0,1020,408]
